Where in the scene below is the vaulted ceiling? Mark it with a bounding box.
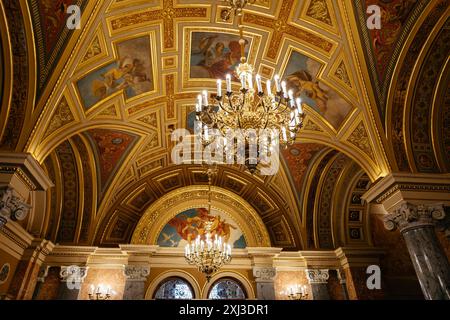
[0,0,448,249]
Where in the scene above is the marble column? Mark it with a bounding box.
[384,203,450,300]
[337,269,349,300]
[7,239,54,300]
[58,266,88,300]
[253,267,276,300]
[123,266,150,300]
[306,269,330,300]
[32,266,49,299]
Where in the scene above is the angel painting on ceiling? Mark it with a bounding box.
[190,32,249,81]
[284,51,352,129]
[77,36,154,110]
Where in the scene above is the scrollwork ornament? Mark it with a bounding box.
[306,269,329,284]
[124,266,150,281]
[0,187,31,227]
[384,203,446,232]
[253,267,276,281]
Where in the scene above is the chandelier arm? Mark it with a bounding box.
[217,100,234,114]
[227,93,236,112]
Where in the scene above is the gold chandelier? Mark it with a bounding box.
[184,169,232,281]
[195,1,305,173]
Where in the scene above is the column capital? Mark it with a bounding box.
[60,265,89,282]
[252,267,276,282]
[37,266,50,283]
[384,202,445,233]
[0,187,31,228]
[305,269,329,284]
[124,265,150,282]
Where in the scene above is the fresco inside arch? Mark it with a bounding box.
[283,51,353,129]
[77,36,154,109]
[157,208,247,248]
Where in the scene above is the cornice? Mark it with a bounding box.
[0,220,33,258]
[362,173,450,205]
[0,152,54,190]
[334,246,385,268]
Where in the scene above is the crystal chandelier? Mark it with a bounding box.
[195,1,305,174]
[184,169,232,281]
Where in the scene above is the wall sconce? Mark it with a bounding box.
[282,284,308,300]
[88,284,115,300]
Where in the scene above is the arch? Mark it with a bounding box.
[385,3,449,172]
[131,186,271,248]
[201,271,255,299]
[0,1,13,142]
[32,120,149,163]
[145,270,201,300]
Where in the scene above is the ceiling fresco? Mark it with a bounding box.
[0,0,448,248]
[28,0,89,99]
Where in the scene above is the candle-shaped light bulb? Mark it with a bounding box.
[247,74,253,89]
[274,75,281,92]
[266,80,272,95]
[90,284,95,294]
[290,112,296,127]
[204,125,209,140]
[255,74,263,93]
[197,94,202,107]
[217,79,222,97]
[282,127,287,142]
[202,90,208,106]
[288,89,295,106]
[281,81,288,98]
[195,103,201,113]
[296,98,303,116]
[241,74,247,90]
[226,74,232,93]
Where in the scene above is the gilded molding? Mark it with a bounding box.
[375,184,450,204]
[131,185,271,247]
[0,166,37,191]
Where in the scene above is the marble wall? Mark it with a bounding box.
[344,266,384,300]
[436,230,450,263]
[327,270,345,300]
[274,271,312,300]
[0,249,20,297]
[7,260,40,300]
[36,267,60,300]
[370,213,423,299]
[79,268,126,300]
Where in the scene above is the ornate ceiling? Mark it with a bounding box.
[0,0,448,249]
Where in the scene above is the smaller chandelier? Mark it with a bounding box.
[184,169,232,281]
[89,284,115,300]
[184,221,232,282]
[283,285,308,300]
